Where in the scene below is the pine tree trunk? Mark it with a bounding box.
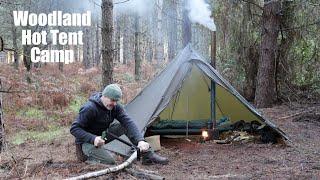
[58,44,64,72]
[154,0,164,63]
[146,15,153,63]
[101,0,114,87]
[123,15,130,64]
[83,27,91,69]
[255,0,281,108]
[10,15,19,70]
[74,45,79,62]
[241,1,258,102]
[167,0,177,61]
[243,47,258,101]
[183,0,192,46]
[276,0,295,99]
[91,27,95,66]
[115,18,121,63]
[95,23,101,65]
[0,79,5,151]
[23,46,32,72]
[134,15,142,81]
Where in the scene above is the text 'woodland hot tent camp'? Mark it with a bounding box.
[105,44,288,156]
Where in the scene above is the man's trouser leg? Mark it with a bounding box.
[104,122,160,164]
[81,143,116,164]
[79,122,168,165]
[81,121,137,165]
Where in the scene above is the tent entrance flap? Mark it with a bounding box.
[148,65,212,135]
[147,63,265,136]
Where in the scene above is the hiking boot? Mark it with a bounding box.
[142,151,169,165]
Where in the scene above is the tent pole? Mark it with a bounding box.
[210,30,218,139]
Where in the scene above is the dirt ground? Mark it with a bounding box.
[0,103,319,179]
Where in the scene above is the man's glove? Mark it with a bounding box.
[137,141,150,152]
[94,136,105,147]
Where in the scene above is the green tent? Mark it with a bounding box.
[105,44,288,155]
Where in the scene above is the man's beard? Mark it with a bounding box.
[106,104,114,110]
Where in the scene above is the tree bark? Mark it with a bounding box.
[83,27,91,69]
[183,0,192,47]
[122,15,131,64]
[145,15,153,63]
[101,0,114,88]
[154,0,164,63]
[167,0,177,61]
[10,14,19,70]
[91,27,95,66]
[115,18,121,63]
[134,15,142,81]
[0,79,5,152]
[243,46,258,101]
[58,44,64,72]
[95,23,101,65]
[241,1,259,102]
[74,45,79,62]
[255,0,281,108]
[276,0,295,99]
[23,46,32,72]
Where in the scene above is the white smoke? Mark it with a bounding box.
[185,0,216,31]
[114,0,154,16]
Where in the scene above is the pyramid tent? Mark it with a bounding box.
[105,44,288,155]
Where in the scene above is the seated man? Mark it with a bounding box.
[70,84,168,165]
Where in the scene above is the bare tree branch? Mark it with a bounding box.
[114,0,130,4]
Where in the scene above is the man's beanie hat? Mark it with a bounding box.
[102,84,122,101]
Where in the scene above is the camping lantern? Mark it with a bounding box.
[201,130,209,141]
[202,130,209,139]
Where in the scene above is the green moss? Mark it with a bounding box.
[11,126,66,145]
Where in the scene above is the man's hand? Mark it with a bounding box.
[94,136,105,147]
[137,141,150,152]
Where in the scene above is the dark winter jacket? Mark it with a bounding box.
[70,92,144,145]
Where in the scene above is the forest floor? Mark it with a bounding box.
[0,63,319,179]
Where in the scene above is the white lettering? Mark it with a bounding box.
[47,11,57,26]
[13,11,92,27]
[22,30,31,45]
[50,29,59,45]
[13,11,28,26]
[82,11,91,26]
[28,13,38,26]
[30,47,40,62]
[50,30,83,45]
[38,13,47,26]
[30,47,74,64]
[22,30,47,45]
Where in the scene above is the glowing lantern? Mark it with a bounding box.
[202,130,209,140]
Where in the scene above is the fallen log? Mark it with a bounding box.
[277,108,316,120]
[65,151,137,180]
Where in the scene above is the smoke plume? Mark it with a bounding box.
[185,0,216,31]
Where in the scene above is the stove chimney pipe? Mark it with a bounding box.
[210,30,218,139]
